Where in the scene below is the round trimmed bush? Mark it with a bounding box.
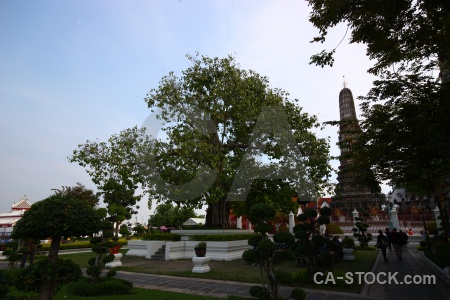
[273,231,295,245]
[249,285,270,300]
[257,239,277,255]
[292,269,309,283]
[249,203,276,221]
[254,223,272,234]
[290,288,306,300]
[248,234,263,247]
[326,223,344,234]
[242,249,260,264]
[275,271,293,284]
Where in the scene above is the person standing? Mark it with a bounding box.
[384,228,392,252]
[376,229,389,262]
[400,229,409,251]
[391,228,403,260]
[20,238,36,268]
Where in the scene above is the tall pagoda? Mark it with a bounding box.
[332,80,385,213]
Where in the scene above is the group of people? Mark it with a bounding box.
[376,227,409,262]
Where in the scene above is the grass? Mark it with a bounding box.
[57,248,378,294]
[7,286,243,300]
[53,286,233,300]
[5,249,378,299]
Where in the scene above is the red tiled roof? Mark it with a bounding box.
[11,197,31,210]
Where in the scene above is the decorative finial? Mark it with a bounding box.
[343,76,348,88]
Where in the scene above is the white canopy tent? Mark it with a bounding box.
[182,218,206,226]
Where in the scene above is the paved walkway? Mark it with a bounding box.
[1,244,449,299]
[111,247,449,299]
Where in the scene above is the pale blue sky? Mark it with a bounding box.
[0,0,385,223]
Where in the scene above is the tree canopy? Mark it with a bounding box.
[69,127,144,228]
[12,193,101,261]
[55,182,99,208]
[139,54,333,227]
[148,202,197,228]
[12,191,101,300]
[307,0,450,238]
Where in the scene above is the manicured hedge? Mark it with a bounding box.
[189,234,259,241]
[142,233,181,241]
[67,278,132,296]
[39,239,127,251]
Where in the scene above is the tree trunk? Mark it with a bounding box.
[39,236,61,300]
[435,194,449,242]
[205,198,230,228]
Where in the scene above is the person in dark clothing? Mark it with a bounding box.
[20,238,36,268]
[376,229,389,262]
[391,228,404,260]
[384,228,392,251]
[399,229,408,251]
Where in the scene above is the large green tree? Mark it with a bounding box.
[12,191,101,300]
[69,127,144,234]
[55,182,99,208]
[307,0,450,239]
[140,54,332,228]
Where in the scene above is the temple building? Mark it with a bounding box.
[0,196,31,242]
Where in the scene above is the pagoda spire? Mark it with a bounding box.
[336,82,370,196]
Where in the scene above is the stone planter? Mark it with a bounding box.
[110,245,121,255]
[105,253,123,267]
[194,247,206,257]
[342,248,355,261]
[192,256,210,273]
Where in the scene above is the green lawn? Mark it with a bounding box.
[57,248,379,294]
[6,249,378,299]
[53,286,234,300]
[8,286,244,300]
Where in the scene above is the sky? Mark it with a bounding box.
[0,0,387,224]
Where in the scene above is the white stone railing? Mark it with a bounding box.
[170,229,254,241]
[127,239,251,261]
[127,240,166,259]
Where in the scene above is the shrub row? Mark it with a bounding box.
[142,233,181,241]
[39,239,127,251]
[67,278,132,296]
[189,234,259,241]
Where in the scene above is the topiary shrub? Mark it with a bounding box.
[326,223,344,234]
[293,205,333,272]
[14,258,82,294]
[290,288,306,300]
[67,277,132,296]
[0,270,11,298]
[249,285,271,300]
[242,249,260,264]
[291,269,309,283]
[342,236,355,249]
[352,215,372,248]
[246,202,302,300]
[275,271,293,284]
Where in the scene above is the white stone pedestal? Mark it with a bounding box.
[192,256,210,273]
[106,253,123,267]
[342,248,355,261]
